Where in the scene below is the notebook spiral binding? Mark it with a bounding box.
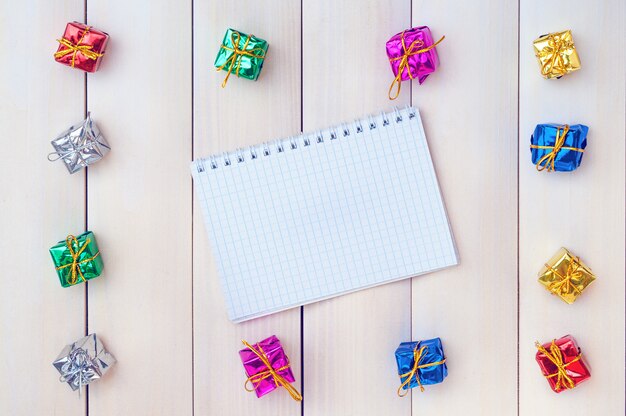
[196,106,417,173]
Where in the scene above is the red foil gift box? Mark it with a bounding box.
[239,335,301,401]
[535,335,591,393]
[54,22,109,72]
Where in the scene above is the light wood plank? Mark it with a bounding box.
[410,1,519,414]
[0,2,86,415]
[193,1,302,415]
[85,1,193,414]
[301,1,412,415]
[519,1,625,414]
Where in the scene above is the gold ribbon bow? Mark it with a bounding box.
[537,34,575,78]
[388,32,445,100]
[54,26,104,68]
[241,340,302,401]
[545,256,583,297]
[535,340,582,391]
[55,235,100,285]
[397,345,446,396]
[530,125,584,172]
[216,31,266,88]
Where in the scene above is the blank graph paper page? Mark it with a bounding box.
[191,107,458,322]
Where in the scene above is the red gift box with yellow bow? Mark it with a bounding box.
[535,335,591,393]
[54,22,109,72]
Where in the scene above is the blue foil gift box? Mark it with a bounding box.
[395,337,447,396]
[530,124,588,172]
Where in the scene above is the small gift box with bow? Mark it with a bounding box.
[535,335,590,393]
[533,30,581,79]
[239,335,302,401]
[214,28,268,88]
[395,337,447,396]
[537,247,596,304]
[50,231,104,288]
[48,113,110,174]
[53,333,116,392]
[530,124,588,172]
[54,22,109,72]
[386,26,445,100]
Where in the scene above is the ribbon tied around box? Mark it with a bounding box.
[241,339,302,401]
[535,340,582,391]
[216,31,266,88]
[397,344,446,396]
[55,235,101,286]
[58,347,101,394]
[54,26,104,68]
[530,125,585,172]
[388,32,445,100]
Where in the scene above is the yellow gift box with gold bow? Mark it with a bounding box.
[533,30,581,79]
[537,248,596,304]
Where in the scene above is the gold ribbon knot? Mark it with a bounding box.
[530,125,584,172]
[216,31,266,88]
[537,34,575,78]
[242,340,302,401]
[397,345,446,396]
[388,32,445,100]
[54,26,104,68]
[545,256,583,296]
[55,235,100,285]
[535,340,582,391]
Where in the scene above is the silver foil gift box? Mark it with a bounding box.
[53,333,116,392]
[48,113,110,173]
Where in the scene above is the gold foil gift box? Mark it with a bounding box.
[533,30,581,79]
[537,247,596,304]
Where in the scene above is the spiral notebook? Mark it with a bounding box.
[192,107,458,322]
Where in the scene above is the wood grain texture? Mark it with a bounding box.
[192,1,302,415]
[409,1,519,414]
[301,1,413,415]
[0,2,87,415]
[85,0,192,414]
[518,1,625,414]
[1,1,625,415]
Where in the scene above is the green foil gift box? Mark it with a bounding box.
[214,28,268,87]
[50,231,103,288]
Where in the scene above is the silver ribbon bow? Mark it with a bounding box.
[58,347,102,395]
[47,141,98,162]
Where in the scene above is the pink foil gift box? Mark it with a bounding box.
[386,26,444,99]
[239,335,302,400]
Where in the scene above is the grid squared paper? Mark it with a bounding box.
[191,108,458,322]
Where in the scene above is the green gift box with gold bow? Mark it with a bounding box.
[50,231,103,288]
[537,247,595,304]
[214,28,268,87]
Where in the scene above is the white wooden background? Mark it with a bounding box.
[0,0,623,415]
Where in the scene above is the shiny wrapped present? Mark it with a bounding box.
[48,113,110,174]
[535,335,590,393]
[530,124,588,172]
[53,333,116,392]
[214,28,268,88]
[54,22,109,72]
[50,231,104,288]
[533,30,580,79]
[386,26,445,100]
[395,337,447,396]
[239,335,301,401]
[538,247,595,304]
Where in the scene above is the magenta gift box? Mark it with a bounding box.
[386,26,440,85]
[239,335,296,398]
